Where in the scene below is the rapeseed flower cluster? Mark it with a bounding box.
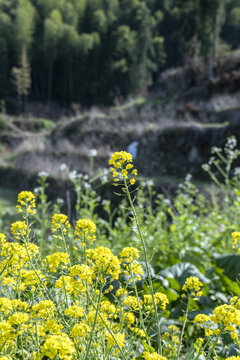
[120,247,143,281]
[74,218,96,246]
[40,333,75,359]
[11,221,27,239]
[143,292,169,312]
[86,246,121,282]
[161,325,180,357]
[109,151,137,185]
[194,297,240,340]
[16,191,36,215]
[51,214,71,239]
[182,276,203,298]
[44,252,70,272]
[143,352,167,360]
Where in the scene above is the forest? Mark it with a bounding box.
[1,0,240,106]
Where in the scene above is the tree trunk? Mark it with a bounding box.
[47,62,53,106]
[208,11,217,80]
[68,56,73,106]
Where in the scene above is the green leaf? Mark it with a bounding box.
[159,262,210,288]
[213,253,240,281]
[214,266,240,296]
[185,343,195,359]
[142,340,155,353]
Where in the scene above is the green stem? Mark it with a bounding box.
[83,243,89,312]
[22,238,70,330]
[84,285,103,359]
[62,272,69,309]
[176,294,191,360]
[86,288,128,360]
[20,334,26,360]
[193,335,212,360]
[124,178,161,353]
[205,325,224,360]
[130,266,149,342]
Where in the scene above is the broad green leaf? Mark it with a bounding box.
[159,262,210,288]
[214,266,240,295]
[213,253,240,281]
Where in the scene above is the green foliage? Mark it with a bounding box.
[0,0,239,104]
[30,117,56,132]
[229,6,240,26]
[15,0,35,52]
[160,263,210,288]
[0,114,8,130]
[0,0,167,104]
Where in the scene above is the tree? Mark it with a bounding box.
[0,11,12,97]
[199,0,231,79]
[43,9,63,104]
[12,48,31,113]
[15,0,35,52]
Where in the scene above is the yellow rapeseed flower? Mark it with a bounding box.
[0,298,13,314]
[51,214,70,239]
[9,311,29,325]
[143,292,169,312]
[65,305,84,318]
[68,264,94,281]
[43,320,63,335]
[11,299,29,312]
[32,300,56,319]
[120,247,143,281]
[182,277,203,297]
[11,221,27,239]
[122,312,135,324]
[143,352,168,360]
[71,323,91,338]
[86,246,121,282]
[74,219,96,246]
[120,247,140,262]
[193,314,210,327]
[20,269,45,293]
[0,320,15,347]
[123,296,142,311]
[106,332,126,349]
[211,304,240,336]
[109,151,137,186]
[40,333,76,360]
[16,191,36,215]
[44,252,70,272]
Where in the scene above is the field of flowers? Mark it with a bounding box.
[0,138,240,359]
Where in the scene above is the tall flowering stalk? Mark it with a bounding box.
[109,151,162,353]
[176,277,203,360]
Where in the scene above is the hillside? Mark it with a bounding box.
[1,56,240,191]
